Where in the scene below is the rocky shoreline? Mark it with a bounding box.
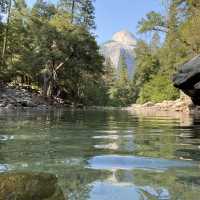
[1,85,199,114]
[131,95,199,115]
[0,85,64,111]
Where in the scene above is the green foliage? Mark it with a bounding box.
[58,0,95,31]
[108,55,133,106]
[138,11,166,33]
[137,74,179,104]
[132,40,160,100]
[79,0,96,30]
[0,0,105,106]
[0,0,9,14]
[134,0,200,104]
[2,0,200,107]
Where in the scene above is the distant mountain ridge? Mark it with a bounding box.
[100,30,137,79]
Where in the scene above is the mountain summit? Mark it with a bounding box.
[100,30,137,79]
[112,30,137,46]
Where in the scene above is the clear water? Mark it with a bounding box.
[0,109,200,200]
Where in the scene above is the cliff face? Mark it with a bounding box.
[100,30,137,79]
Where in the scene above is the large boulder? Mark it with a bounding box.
[173,55,200,105]
[0,172,65,200]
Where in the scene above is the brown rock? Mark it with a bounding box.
[143,102,154,107]
[0,172,65,200]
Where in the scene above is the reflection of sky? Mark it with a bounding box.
[1,110,200,199]
[88,155,195,171]
[89,181,141,200]
[0,164,9,172]
[92,133,135,152]
[89,181,170,200]
[88,167,171,200]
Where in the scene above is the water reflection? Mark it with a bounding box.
[88,155,195,170]
[0,109,200,199]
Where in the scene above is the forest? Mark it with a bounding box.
[0,0,108,106]
[133,0,200,103]
[0,0,200,107]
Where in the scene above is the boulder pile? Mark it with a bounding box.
[0,87,35,109]
[132,95,195,114]
[0,85,64,111]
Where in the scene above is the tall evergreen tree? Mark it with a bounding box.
[79,0,95,30]
[58,0,80,23]
[108,54,133,106]
[1,0,11,64]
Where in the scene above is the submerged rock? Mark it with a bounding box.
[173,55,200,105]
[0,172,65,200]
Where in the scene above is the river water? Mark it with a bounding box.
[0,109,200,199]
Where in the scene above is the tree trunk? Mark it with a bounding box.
[1,0,12,63]
[71,0,75,23]
[42,73,49,97]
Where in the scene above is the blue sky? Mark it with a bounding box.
[27,0,163,43]
[95,0,163,43]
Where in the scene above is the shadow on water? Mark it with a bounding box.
[0,109,200,199]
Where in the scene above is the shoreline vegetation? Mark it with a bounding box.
[1,1,200,109]
[1,1,200,108]
[0,83,198,116]
[1,1,200,199]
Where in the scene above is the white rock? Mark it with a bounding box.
[100,30,137,79]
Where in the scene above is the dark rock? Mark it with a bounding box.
[0,172,65,200]
[0,86,64,109]
[21,101,36,107]
[5,104,15,110]
[173,55,200,105]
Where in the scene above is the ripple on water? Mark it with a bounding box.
[92,135,133,140]
[0,164,10,172]
[87,155,195,171]
[0,135,14,141]
[88,181,170,200]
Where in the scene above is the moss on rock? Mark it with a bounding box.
[0,172,65,200]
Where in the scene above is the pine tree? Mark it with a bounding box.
[0,0,9,14]
[118,54,129,83]
[58,0,81,23]
[151,32,160,52]
[57,0,96,30]
[1,0,11,64]
[79,0,96,30]
[108,54,133,106]
[32,0,56,20]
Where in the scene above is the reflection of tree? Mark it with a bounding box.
[58,167,110,200]
[132,116,179,160]
[115,168,200,200]
[0,140,6,164]
[1,109,200,199]
[0,109,116,199]
[176,116,200,161]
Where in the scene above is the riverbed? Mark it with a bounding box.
[0,109,200,199]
